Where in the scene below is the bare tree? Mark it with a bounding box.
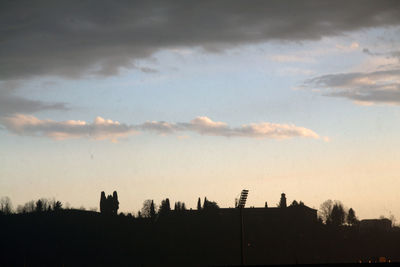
[319,199,333,224]
[53,201,63,211]
[21,200,35,213]
[40,198,51,211]
[16,205,25,214]
[141,199,157,218]
[0,196,13,214]
[35,199,44,212]
[389,214,397,227]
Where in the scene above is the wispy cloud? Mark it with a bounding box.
[304,69,400,105]
[1,115,321,142]
[278,67,315,76]
[270,55,315,63]
[363,48,400,61]
[0,81,68,116]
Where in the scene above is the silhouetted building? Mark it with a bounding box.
[360,219,392,233]
[177,193,318,228]
[279,193,287,208]
[218,204,317,225]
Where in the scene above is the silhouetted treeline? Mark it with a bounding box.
[0,196,64,214]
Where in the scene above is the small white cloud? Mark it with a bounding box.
[335,42,360,52]
[322,136,331,142]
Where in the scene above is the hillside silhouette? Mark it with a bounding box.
[0,193,399,266]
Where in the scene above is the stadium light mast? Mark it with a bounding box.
[236,189,248,265]
[236,189,249,208]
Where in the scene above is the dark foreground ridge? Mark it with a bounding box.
[1,209,400,266]
[1,193,399,266]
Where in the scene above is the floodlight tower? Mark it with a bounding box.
[236,189,248,265]
[236,189,249,208]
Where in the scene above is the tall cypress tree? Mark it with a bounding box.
[112,191,119,214]
[150,200,156,218]
[100,191,106,213]
[203,197,208,209]
[197,197,202,210]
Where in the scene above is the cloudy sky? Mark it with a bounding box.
[1,0,400,219]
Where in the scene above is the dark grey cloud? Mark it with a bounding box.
[1,0,400,80]
[0,82,68,116]
[363,48,400,60]
[362,48,382,56]
[304,69,400,104]
[1,115,320,141]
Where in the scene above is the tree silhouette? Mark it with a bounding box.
[197,197,202,210]
[203,197,208,209]
[330,202,346,226]
[203,198,219,210]
[347,208,358,226]
[0,196,13,214]
[100,191,106,213]
[150,200,156,218]
[112,191,119,214]
[291,200,305,207]
[53,201,62,211]
[159,198,171,216]
[319,199,333,224]
[35,199,43,212]
[174,201,187,212]
[17,200,35,213]
[99,191,119,215]
[141,199,156,218]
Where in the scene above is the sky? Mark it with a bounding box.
[1,0,400,220]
